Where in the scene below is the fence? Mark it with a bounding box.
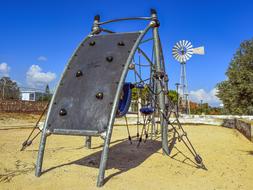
[222,119,252,141]
[0,100,48,113]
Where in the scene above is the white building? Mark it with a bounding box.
[20,90,45,101]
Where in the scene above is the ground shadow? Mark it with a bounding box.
[170,146,201,168]
[43,139,161,184]
[239,150,253,156]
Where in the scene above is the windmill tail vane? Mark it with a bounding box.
[192,46,205,55]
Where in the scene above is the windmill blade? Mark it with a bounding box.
[187,44,193,49]
[179,40,184,47]
[174,53,181,61]
[174,45,180,51]
[184,54,190,61]
[176,42,181,49]
[185,40,189,47]
[172,47,179,52]
[179,56,183,63]
[172,50,179,56]
[182,40,186,47]
[185,41,192,48]
[186,52,193,59]
[186,50,193,55]
[183,55,187,62]
[192,46,205,55]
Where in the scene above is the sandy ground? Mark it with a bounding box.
[0,114,253,190]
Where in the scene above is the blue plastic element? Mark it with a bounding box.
[117,83,132,117]
[140,106,155,115]
[135,83,145,89]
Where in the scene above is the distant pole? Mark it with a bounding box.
[200,99,203,114]
[2,78,6,99]
[85,136,91,149]
[175,83,180,116]
[185,93,190,115]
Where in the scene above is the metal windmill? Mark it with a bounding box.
[172,40,205,114]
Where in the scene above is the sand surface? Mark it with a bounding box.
[0,114,253,190]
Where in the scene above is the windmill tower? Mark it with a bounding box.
[172,40,205,114]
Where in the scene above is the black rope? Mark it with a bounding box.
[132,61,204,166]
[20,101,50,151]
[124,116,132,144]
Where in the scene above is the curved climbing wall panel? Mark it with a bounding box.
[47,32,140,136]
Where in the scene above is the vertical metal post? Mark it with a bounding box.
[35,17,94,178]
[175,83,180,116]
[200,99,203,114]
[151,9,169,155]
[96,24,151,187]
[85,136,91,149]
[2,78,6,99]
[150,55,156,139]
[35,125,48,176]
[185,93,191,115]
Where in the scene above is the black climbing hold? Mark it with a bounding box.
[96,92,103,100]
[106,56,113,62]
[59,108,67,116]
[137,132,140,137]
[118,41,125,46]
[76,70,83,77]
[195,154,203,164]
[89,41,96,46]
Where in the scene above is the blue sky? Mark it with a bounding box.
[1,0,253,106]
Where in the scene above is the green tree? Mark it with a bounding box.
[167,90,178,104]
[131,86,149,102]
[0,77,20,99]
[45,84,50,94]
[217,39,253,115]
[38,84,52,101]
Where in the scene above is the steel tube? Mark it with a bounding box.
[85,136,92,149]
[97,25,152,187]
[98,17,152,25]
[35,34,93,177]
[152,15,169,155]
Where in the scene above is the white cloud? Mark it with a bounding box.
[26,65,56,88]
[190,88,221,107]
[0,62,10,77]
[37,56,48,62]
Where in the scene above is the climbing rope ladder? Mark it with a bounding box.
[121,39,204,166]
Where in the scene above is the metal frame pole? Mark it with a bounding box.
[35,127,47,176]
[35,31,93,178]
[150,53,156,139]
[151,9,169,155]
[85,136,91,149]
[175,83,180,116]
[96,24,152,187]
